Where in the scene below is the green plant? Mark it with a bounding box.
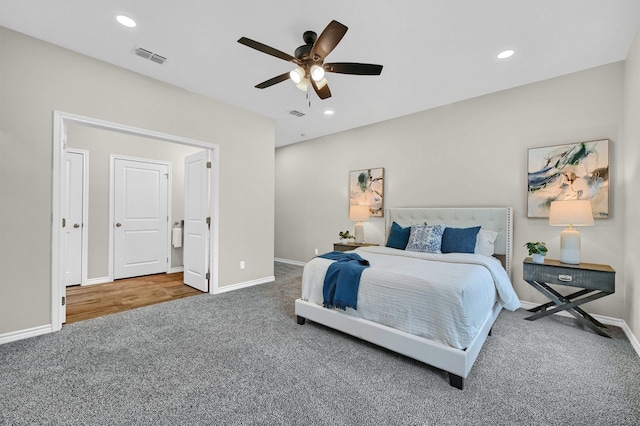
[524,241,548,256]
[338,230,355,240]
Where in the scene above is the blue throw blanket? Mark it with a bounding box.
[319,251,370,310]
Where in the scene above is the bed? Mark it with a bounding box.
[294,207,520,389]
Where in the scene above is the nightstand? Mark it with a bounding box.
[523,258,615,337]
[333,242,379,252]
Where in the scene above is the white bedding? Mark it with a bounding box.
[301,246,520,350]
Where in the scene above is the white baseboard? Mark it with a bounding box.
[214,275,275,294]
[168,266,184,273]
[274,257,307,267]
[519,300,640,358]
[0,324,52,345]
[84,276,111,286]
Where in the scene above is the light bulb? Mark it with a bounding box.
[310,65,325,82]
[289,67,305,84]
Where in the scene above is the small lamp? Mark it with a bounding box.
[349,205,370,244]
[549,200,594,264]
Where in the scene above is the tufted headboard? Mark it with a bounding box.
[384,207,513,279]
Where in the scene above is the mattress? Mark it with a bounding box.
[301,246,520,350]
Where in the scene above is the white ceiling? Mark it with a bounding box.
[1,1,640,147]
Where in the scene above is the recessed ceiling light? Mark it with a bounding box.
[324,110,334,116]
[116,15,136,28]
[497,49,514,59]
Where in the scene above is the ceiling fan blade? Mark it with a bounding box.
[255,72,291,89]
[310,20,348,62]
[324,62,383,76]
[238,37,298,63]
[311,79,332,100]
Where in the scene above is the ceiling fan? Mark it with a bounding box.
[237,20,383,100]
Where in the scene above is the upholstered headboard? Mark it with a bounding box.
[384,207,513,279]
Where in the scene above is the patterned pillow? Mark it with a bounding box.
[405,224,446,253]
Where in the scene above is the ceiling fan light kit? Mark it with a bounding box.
[238,20,383,100]
[289,67,305,84]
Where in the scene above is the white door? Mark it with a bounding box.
[113,158,169,279]
[62,150,85,287]
[183,151,209,292]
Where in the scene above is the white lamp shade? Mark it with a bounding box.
[289,67,305,84]
[549,200,594,227]
[310,64,325,81]
[349,205,370,222]
[314,77,328,90]
[296,76,309,91]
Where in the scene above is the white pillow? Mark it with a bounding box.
[475,229,498,257]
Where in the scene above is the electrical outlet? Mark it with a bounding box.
[240,261,245,270]
[314,248,319,255]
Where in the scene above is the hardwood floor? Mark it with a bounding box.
[65,272,204,324]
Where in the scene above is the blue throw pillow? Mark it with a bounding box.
[441,226,482,254]
[386,222,411,250]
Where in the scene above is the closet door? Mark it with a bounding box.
[183,150,209,292]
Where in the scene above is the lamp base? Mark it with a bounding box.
[560,227,581,264]
[354,221,365,244]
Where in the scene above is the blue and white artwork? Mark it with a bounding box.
[527,140,609,218]
[349,168,384,217]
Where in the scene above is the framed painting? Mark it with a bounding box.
[527,139,609,218]
[349,168,384,217]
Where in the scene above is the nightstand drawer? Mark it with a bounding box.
[333,242,378,252]
[523,261,615,293]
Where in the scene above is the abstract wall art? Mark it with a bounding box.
[527,139,609,218]
[349,168,384,217]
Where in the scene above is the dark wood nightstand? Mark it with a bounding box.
[333,242,379,252]
[523,257,615,337]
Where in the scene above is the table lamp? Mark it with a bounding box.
[548,200,594,264]
[349,205,370,243]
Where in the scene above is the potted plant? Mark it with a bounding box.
[525,241,548,264]
[338,230,355,242]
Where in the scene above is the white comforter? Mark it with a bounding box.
[301,246,520,349]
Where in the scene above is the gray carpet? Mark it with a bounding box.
[1,262,639,425]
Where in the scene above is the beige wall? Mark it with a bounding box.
[624,29,640,337]
[276,62,626,320]
[0,27,275,335]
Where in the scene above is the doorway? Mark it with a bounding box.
[52,111,220,332]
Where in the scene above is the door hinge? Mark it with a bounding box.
[61,296,66,306]
[206,272,210,280]
[62,218,66,228]
[206,217,211,225]
[206,161,211,169]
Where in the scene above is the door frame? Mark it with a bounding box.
[65,148,89,287]
[109,155,172,282]
[52,110,220,332]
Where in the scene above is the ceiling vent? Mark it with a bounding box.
[133,47,167,65]
[288,110,306,117]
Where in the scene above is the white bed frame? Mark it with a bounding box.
[294,207,513,389]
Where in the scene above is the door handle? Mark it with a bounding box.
[73,223,80,228]
[116,223,122,227]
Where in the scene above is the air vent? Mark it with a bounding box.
[288,110,306,117]
[133,47,167,65]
